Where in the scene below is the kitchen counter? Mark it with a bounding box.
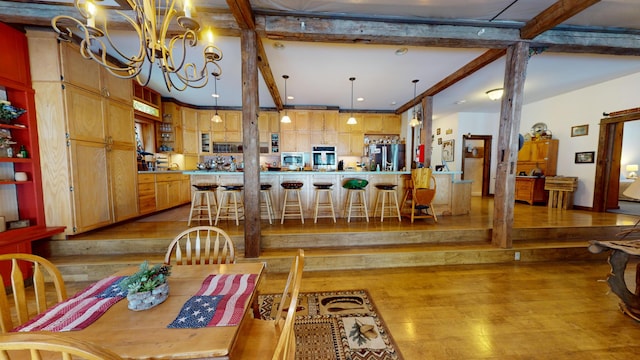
[182,170,411,175]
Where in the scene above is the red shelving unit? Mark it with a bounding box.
[0,22,64,270]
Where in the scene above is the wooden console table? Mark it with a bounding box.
[588,239,640,321]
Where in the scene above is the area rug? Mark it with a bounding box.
[256,289,403,360]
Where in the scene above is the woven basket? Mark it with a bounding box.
[126,282,169,311]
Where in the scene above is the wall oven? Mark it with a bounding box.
[311,145,337,171]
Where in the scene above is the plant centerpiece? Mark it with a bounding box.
[0,100,26,124]
[120,261,171,311]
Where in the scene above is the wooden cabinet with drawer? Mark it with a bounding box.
[515,177,547,205]
[138,173,156,215]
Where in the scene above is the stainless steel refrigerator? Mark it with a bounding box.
[368,143,406,171]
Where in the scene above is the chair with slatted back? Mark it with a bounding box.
[0,333,122,360]
[410,168,438,223]
[231,249,304,360]
[0,254,67,333]
[164,226,236,265]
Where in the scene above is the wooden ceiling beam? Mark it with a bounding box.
[520,0,601,40]
[396,48,506,114]
[226,0,282,110]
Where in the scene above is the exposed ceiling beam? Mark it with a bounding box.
[396,0,603,114]
[396,48,506,114]
[256,14,640,56]
[226,0,282,110]
[520,0,601,40]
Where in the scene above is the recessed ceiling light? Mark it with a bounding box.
[357,97,364,102]
[395,48,408,56]
[273,42,285,50]
[455,99,466,105]
[390,101,397,105]
[287,95,294,100]
[212,93,220,98]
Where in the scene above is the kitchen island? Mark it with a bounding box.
[183,170,471,218]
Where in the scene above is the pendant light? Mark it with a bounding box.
[211,75,222,123]
[347,77,357,125]
[409,79,420,127]
[281,75,291,123]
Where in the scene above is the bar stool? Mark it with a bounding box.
[215,184,244,226]
[373,183,402,222]
[312,183,336,223]
[260,184,275,224]
[280,181,304,224]
[342,179,369,222]
[187,184,218,226]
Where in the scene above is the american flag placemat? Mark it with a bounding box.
[168,273,257,328]
[13,276,127,332]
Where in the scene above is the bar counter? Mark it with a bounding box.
[179,169,471,217]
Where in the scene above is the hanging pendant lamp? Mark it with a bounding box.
[211,76,222,123]
[409,79,420,127]
[347,77,357,125]
[281,75,291,123]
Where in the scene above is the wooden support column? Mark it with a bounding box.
[492,41,529,249]
[420,96,433,168]
[241,29,261,258]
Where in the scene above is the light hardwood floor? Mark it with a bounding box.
[60,197,640,359]
[63,261,640,359]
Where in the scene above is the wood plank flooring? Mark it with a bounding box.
[55,198,640,358]
[62,261,640,359]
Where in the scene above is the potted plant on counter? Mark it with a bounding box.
[120,261,171,311]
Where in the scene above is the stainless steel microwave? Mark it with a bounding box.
[281,152,305,169]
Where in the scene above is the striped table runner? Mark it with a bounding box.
[13,276,127,332]
[168,273,257,328]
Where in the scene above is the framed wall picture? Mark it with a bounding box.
[575,151,595,163]
[571,124,589,137]
[442,139,454,162]
[437,137,442,145]
[436,128,441,135]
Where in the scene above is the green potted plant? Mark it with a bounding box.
[0,100,26,124]
[120,261,171,311]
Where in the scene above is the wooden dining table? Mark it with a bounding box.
[23,262,265,360]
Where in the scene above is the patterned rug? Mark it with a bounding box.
[256,289,403,360]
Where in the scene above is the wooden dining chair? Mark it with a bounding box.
[410,168,438,223]
[0,254,67,333]
[164,226,236,265]
[231,249,305,360]
[0,333,122,360]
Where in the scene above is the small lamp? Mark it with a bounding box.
[281,75,291,123]
[346,77,357,125]
[624,176,640,199]
[486,88,504,101]
[626,164,638,179]
[409,79,420,127]
[211,76,222,123]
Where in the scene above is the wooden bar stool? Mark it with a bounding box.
[215,184,244,226]
[373,183,401,222]
[260,184,275,224]
[312,183,336,223]
[342,179,369,222]
[187,184,218,226]
[280,181,304,224]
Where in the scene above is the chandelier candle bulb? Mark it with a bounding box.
[184,0,192,18]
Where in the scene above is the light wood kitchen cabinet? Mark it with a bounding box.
[155,173,189,211]
[138,174,156,215]
[258,111,279,142]
[163,102,183,153]
[308,111,339,145]
[337,113,364,156]
[181,107,198,155]
[363,114,383,133]
[27,30,138,234]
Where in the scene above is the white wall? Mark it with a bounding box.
[431,71,640,207]
[520,71,640,207]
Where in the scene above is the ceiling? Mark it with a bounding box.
[3,0,640,119]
